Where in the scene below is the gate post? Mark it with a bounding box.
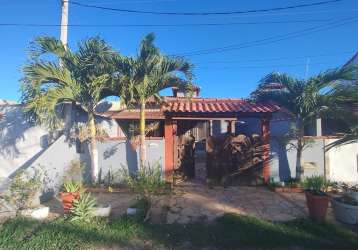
[164,117,176,181]
[261,118,270,183]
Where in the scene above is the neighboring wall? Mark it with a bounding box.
[270,138,325,182]
[270,138,358,183]
[326,139,358,183]
[93,139,165,183]
[23,136,165,198]
[7,136,165,200]
[236,114,358,183]
[23,135,79,199]
[0,104,48,179]
[0,103,165,197]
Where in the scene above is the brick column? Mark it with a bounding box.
[164,117,176,182]
[261,118,270,183]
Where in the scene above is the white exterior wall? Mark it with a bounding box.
[0,104,47,179]
[326,139,358,183]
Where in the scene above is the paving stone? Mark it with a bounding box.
[167,212,180,224]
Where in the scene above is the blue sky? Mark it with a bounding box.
[1,0,357,101]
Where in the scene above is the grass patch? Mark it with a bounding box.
[1,214,358,249]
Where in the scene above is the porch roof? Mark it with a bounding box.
[162,97,280,114]
[97,97,280,120]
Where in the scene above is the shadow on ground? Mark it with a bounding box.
[1,214,358,250]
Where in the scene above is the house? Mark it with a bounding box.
[1,54,356,196]
[0,86,281,195]
[96,86,280,183]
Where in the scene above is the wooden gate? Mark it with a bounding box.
[206,134,264,185]
[173,120,208,181]
[174,134,195,179]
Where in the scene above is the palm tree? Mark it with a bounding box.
[251,67,356,180]
[21,36,120,183]
[116,33,193,169]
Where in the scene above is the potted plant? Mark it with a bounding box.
[331,183,358,224]
[60,181,81,213]
[4,169,49,220]
[303,176,330,221]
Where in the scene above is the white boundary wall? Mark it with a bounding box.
[326,139,358,183]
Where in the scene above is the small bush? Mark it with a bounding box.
[302,176,328,195]
[286,178,302,188]
[4,169,42,210]
[121,162,166,196]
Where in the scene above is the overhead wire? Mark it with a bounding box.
[0,18,336,28]
[68,0,345,16]
[173,16,358,57]
[198,51,355,64]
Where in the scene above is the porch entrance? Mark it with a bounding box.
[173,120,208,183]
[171,118,270,185]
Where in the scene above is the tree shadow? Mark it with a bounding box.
[125,141,138,175]
[0,105,29,158]
[103,142,121,160]
[271,139,291,181]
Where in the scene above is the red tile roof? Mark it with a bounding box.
[161,97,280,113]
[97,97,279,119]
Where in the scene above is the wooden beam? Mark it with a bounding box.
[172,116,237,121]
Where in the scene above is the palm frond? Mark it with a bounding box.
[309,66,357,88]
[23,61,77,88]
[325,126,358,150]
[138,33,159,62]
[29,36,68,59]
[22,36,121,129]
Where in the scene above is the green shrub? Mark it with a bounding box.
[267,177,278,188]
[302,176,328,195]
[4,169,42,210]
[121,161,166,196]
[286,178,302,188]
[70,192,96,222]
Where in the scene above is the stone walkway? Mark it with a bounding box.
[43,183,307,224]
[152,182,306,224]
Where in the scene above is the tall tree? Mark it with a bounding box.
[116,33,193,169]
[21,36,120,183]
[325,80,358,150]
[251,68,356,180]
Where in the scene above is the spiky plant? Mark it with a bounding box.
[70,192,96,222]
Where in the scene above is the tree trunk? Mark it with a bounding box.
[139,101,146,169]
[295,143,303,181]
[295,122,304,181]
[88,112,99,183]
